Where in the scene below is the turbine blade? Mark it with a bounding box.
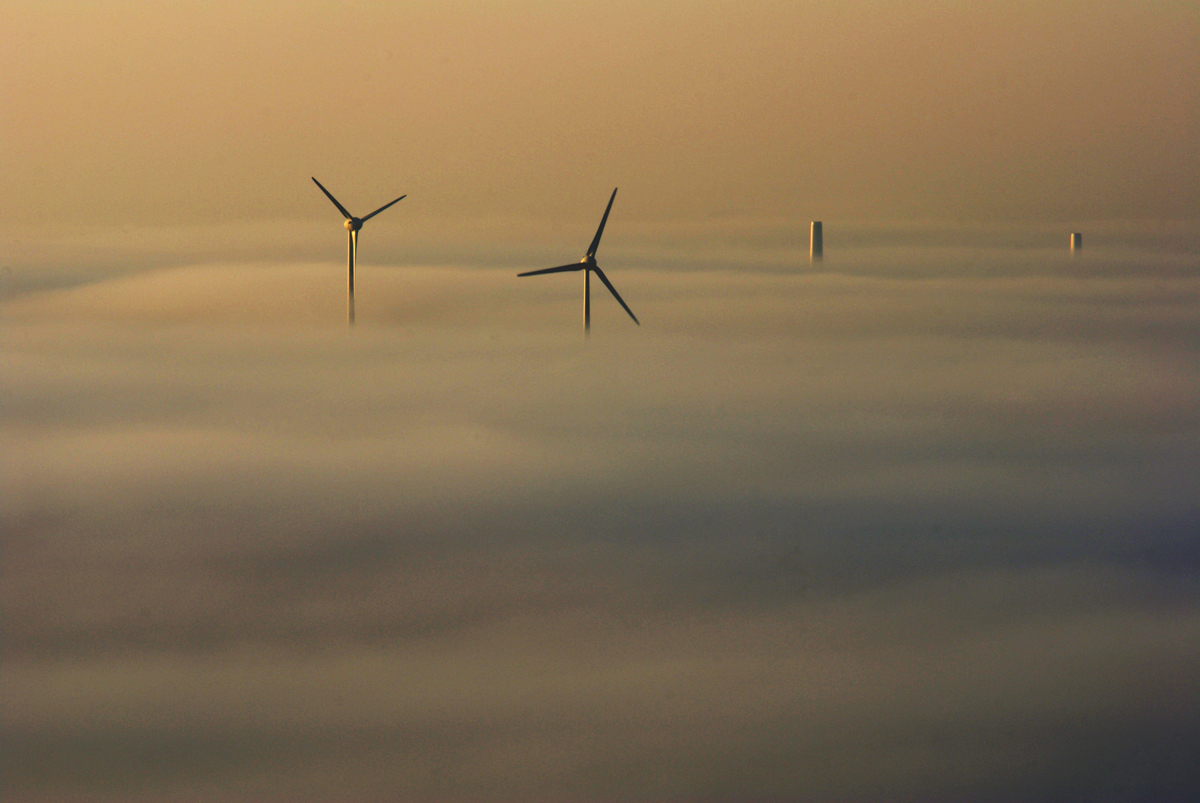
[585,187,618,258]
[361,194,406,222]
[593,266,639,325]
[517,263,584,277]
[312,177,353,220]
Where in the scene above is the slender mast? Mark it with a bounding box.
[347,229,356,325]
[583,268,591,336]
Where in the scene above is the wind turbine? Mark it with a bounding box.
[312,177,406,325]
[518,188,638,336]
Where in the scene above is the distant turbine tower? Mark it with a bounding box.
[312,177,406,325]
[518,188,639,336]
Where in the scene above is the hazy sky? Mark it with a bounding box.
[3,0,1198,231]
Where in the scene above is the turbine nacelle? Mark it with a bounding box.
[344,218,363,232]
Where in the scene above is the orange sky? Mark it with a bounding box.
[3,1,1197,228]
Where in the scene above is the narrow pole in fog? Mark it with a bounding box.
[583,268,591,335]
[518,188,639,336]
[348,229,357,323]
[1071,232,1082,253]
[810,221,823,262]
[312,178,406,326]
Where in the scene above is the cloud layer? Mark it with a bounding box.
[4,240,1200,799]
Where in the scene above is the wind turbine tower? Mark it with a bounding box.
[312,177,406,325]
[518,188,639,336]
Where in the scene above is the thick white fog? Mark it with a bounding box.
[4,230,1200,799]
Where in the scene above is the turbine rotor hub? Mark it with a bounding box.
[345,218,363,232]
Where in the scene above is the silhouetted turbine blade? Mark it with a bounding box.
[517,263,583,277]
[593,266,638,324]
[361,195,406,222]
[586,187,618,258]
[312,177,353,220]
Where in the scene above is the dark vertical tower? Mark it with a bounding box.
[583,268,591,336]
[810,221,823,262]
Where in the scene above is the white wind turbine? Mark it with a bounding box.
[312,177,406,325]
[518,188,638,335]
